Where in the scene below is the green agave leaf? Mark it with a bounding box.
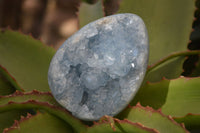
[145,50,200,82]
[118,104,189,133]
[0,75,15,96]
[0,90,59,106]
[0,100,87,133]
[0,29,55,92]
[117,0,195,65]
[87,116,158,133]
[113,120,158,133]
[162,77,200,117]
[0,65,20,96]
[0,65,22,92]
[4,112,73,133]
[145,56,185,83]
[132,76,200,113]
[131,51,200,108]
[0,110,28,133]
[79,0,104,28]
[0,91,59,133]
[131,79,170,109]
[174,114,200,131]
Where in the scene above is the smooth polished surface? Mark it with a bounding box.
[48,13,149,120]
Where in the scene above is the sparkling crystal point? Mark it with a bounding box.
[48,13,149,120]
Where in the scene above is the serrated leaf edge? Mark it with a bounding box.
[91,115,159,133]
[0,100,87,133]
[3,112,33,133]
[128,103,189,133]
[173,113,200,119]
[0,90,52,99]
[0,65,24,92]
[116,119,159,133]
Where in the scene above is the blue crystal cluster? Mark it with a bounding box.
[48,13,149,120]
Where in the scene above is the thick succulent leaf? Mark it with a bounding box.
[144,50,200,83]
[0,90,59,106]
[0,91,59,133]
[0,110,28,133]
[114,120,158,133]
[174,114,200,131]
[162,77,200,117]
[145,56,185,82]
[0,100,87,133]
[0,65,19,96]
[132,76,200,113]
[0,76,15,96]
[118,103,188,133]
[0,85,85,132]
[144,50,200,82]
[117,0,195,64]
[79,0,104,28]
[131,80,170,109]
[87,116,158,133]
[0,29,55,92]
[4,112,73,133]
[0,65,22,92]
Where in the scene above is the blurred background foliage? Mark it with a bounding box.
[0,0,80,49]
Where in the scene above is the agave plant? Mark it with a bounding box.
[0,0,200,133]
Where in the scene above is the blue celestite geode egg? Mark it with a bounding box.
[48,13,149,121]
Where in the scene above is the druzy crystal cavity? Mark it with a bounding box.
[48,13,149,120]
